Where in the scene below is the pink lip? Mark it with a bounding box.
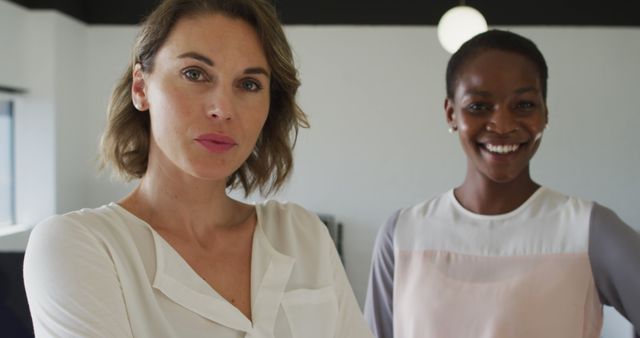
[195,133,237,153]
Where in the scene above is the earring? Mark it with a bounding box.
[448,126,457,133]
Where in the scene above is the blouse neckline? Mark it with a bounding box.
[108,202,295,334]
[447,186,547,221]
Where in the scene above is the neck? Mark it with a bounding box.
[455,166,540,215]
[119,155,252,242]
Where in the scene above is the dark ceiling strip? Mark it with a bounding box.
[5,0,640,26]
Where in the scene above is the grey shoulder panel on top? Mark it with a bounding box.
[364,209,401,338]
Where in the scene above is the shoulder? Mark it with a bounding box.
[29,205,117,242]
[370,209,400,266]
[256,200,333,253]
[24,206,125,289]
[589,203,637,249]
[515,187,595,238]
[257,200,331,235]
[534,187,593,214]
[393,191,450,234]
[534,187,595,228]
[397,190,454,223]
[26,204,142,259]
[378,209,402,241]
[375,210,400,248]
[507,187,597,253]
[258,200,324,227]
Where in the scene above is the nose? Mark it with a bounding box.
[206,88,233,120]
[486,105,518,134]
[207,106,231,120]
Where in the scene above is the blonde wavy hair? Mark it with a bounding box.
[100,0,308,196]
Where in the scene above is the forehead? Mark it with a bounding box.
[158,13,268,68]
[455,49,541,95]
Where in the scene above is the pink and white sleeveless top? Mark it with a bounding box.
[386,188,604,338]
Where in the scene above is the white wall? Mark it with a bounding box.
[0,0,27,89]
[84,26,139,207]
[53,13,89,214]
[9,7,57,226]
[1,2,638,335]
[0,1,90,224]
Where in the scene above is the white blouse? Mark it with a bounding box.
[24,201,372,338]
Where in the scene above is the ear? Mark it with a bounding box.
[444,97,456,129]
[544,104,549,127]
[131,63,149,111]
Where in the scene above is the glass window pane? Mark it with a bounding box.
[0,101,14,225]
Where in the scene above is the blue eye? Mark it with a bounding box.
[239,79,262,92]
[182,68,207,82]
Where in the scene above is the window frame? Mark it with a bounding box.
[0,94,16,226]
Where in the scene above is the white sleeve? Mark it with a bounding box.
[23,215,134,338]
[329,228,375,338]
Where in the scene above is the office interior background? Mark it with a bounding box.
[1,0,639,336]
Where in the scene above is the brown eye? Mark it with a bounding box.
[515,101,537,114]
[466,102,490,114]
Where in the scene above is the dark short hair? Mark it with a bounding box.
[100,0,308,196]
[446,29,548,100]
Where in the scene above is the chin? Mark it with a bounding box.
[181,163,234,182]
[483,167,528,185]
[489,176,520,184]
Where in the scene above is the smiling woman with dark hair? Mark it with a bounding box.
[365,29,640,338]
[23,1,372,337]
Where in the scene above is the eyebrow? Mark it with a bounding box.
[464,86,540,98]
[177,51,271,78]
[464,89,492,97]
[178,52,213,66]
[244,67,270,78]
[514,86,539,94]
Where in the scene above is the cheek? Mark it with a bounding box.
[458,122,471,133]
[148,82,195,124]
[455,114,478,137]
[147,75,195,111]
[148,100,189,150]
[248,99,270,131]
[527,118,547,142]
[533,130,544,142]
[258,107,269,129]
[452,110,473,131]
[247,113,269,146]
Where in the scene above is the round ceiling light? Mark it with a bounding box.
[437,6,488,54]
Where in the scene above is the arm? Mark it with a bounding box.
[364,210,399,338]
[588,203,640,337]
[23,215,134,338]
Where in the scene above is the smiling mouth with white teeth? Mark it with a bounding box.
[484,144,521,154]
